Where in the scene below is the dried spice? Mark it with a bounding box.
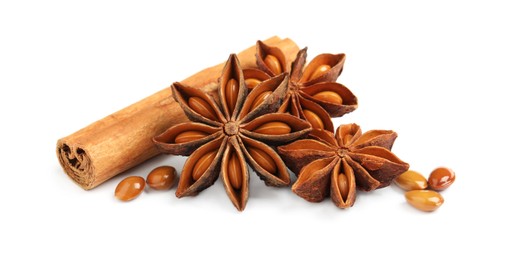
[278,124,409,208]
[153,54,311,211]
[244,41,358,132]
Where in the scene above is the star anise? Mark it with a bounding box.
[153,54,311,211]
[278,124,409,208]
[244,40,358,132]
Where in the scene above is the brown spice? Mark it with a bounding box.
[244,40,358,132]
[146,166,177,190]
[115,176,145,201]
[153,54,311,211]
[278,124,409,208]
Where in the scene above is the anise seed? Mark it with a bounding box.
[428,167,455,191]
[192,150,217,181]
[225,78,239,113]
[253,122,291,135]
[264,55,282,75]
[115,176,145,201]
[174,130,208,143]
[302,109,324,129]
[394,170,428,191]
[248,147,277,174]
[312,91,343,104]
[308,64,331,81]
[146,166,176,190]
[228,151,242,190]
[188,97,218,121]
[405,190,444,212]
[337,173,349,199]
[250,91,272,110]
[245,78,262,89]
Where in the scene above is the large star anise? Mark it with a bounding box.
[153,54,311,211]
[278,124,409,208]
[244,41,358,132]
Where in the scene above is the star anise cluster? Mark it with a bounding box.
[153,54,311,211]
[244,41,358,132]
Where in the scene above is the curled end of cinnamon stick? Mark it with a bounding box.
[57,140,95,190]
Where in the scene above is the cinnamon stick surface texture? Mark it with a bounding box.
[57,36,299,190]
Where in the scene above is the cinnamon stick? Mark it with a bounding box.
[56,36,299,190]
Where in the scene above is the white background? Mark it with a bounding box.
[1,0,516,259]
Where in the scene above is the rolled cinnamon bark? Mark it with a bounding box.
[56,36,299,190]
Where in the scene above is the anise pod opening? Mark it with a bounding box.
[172,82,225,126]
[300,82,358,117]
[300,53,345,84]
[243,68,271,89]
[336,123,362,146]
[239,73,289,120]
[299,96,334,132]
[176,137,226,197]
[277,137,335,175]
[352,130,397,150]
[256,40,288,76]
[292,157,338,202]
[219,54,247,120]
[240,136,290,187]
[330,159,356,208]
[221,140,249,211]
[240,113,311,145]
[153,122,220,156]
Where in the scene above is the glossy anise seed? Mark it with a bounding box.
[192,150,217,181]
[146,166,176,190]
[188,97,218,121]
[312,91,343,104]
[225,78,239,112]
[394,170,428,191]
[115,176,145,201]
[308,65,331,81]
[337,173,349,199]
[264,54,282,75]
[245,78,262,89]
[228,151,243,190]
[174,130,208,143]
[405,190,444,212]
[428,167,455,191]
[248,147,277,174]
[250,91,272,110]
[253,122,291,135]
[303,109,324,129]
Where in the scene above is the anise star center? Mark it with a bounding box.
[336,147,349,158]
[224,122,240,136]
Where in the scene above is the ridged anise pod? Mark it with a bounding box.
[153,54,311,211]
[244,40,358,132]
[278,124,409,208]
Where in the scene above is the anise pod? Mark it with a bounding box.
[154,54,311,211]
[278,124,409,208]
[245,40,358,132]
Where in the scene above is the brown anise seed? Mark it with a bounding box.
[250,91,272,110]
[308,65,331,81]
[405,190,444,212]
[174,130,208,144]
[248,147,277,174]
[188,97,218,121]
[303,109,324,129]
[192,150,217,181]
[394,170,428,191]
[337,173,349,199]
[146,166,176,190]
[253,122,291,135]
[264,54,282,75]
[228,151,242,190]
[225,78,238,112]
[115,176,145,201]
[312,91,343,104]
[245,78,262,89]
[428,167,455,191]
